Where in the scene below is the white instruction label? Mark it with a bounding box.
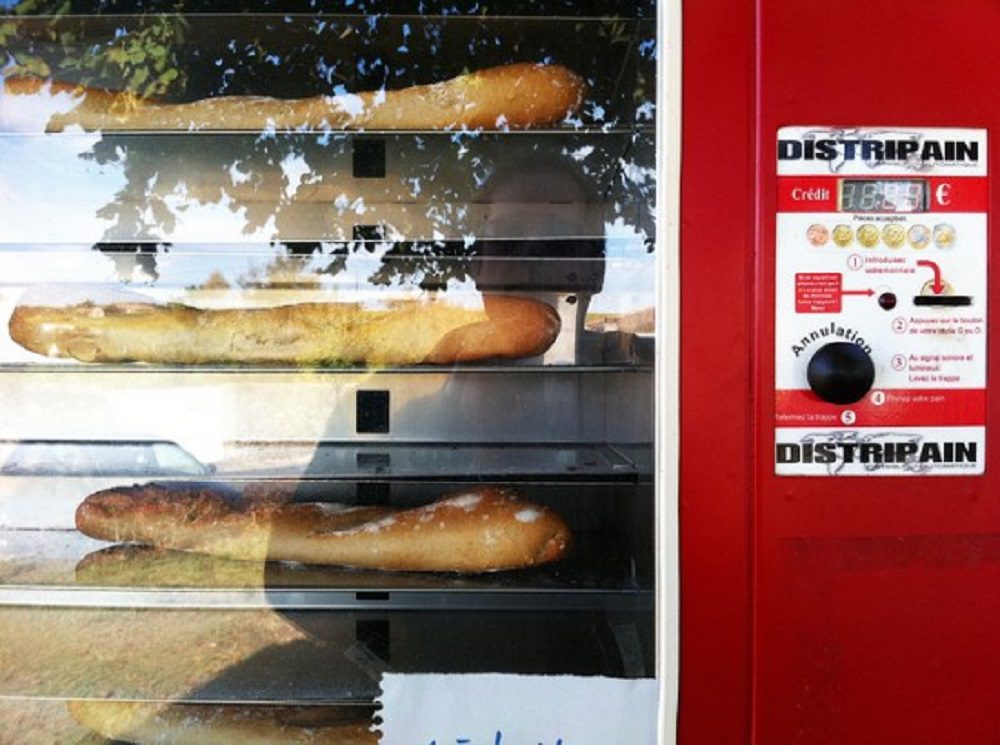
[377,673,658,744]
[775,127,988,476]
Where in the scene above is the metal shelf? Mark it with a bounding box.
[0,126,655,138]
[0,606,654,703]
[0,520,653,611]
[212,441,652,480]
[0,586,652,612]
[0,362,653,374]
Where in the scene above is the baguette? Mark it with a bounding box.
[3,62,585,132]
[8,294,560,365]
[67,700,376,745]
[75,545,511,589]
[75,484,571,572]
[75,545,281,588]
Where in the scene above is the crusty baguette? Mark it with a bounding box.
[3,62,585,132]
[74,544,510,589]
[8,294,560,365]
[67,700,376,745]
[75,545,276,588]
[75,484,571,572]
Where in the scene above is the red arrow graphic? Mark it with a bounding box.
[840,288,874,297]
[917,260,944,294]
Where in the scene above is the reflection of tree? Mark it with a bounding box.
[94,241,165,282]
[370,241,475,289]
[3,1,657,287]
[0,1,189,96]
[77,126,652,289]
[258,240,480,292]
[83,133,331,240]
[79,133,484,288]
[3,1,653,101]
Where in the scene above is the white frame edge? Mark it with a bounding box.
[655,0,682,742]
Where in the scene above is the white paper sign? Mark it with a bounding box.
[377,673,659,745]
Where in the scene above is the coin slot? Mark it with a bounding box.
[913,295,973,307]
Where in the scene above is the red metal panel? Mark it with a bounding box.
[755,1,1000,743]
[678,0,756,741]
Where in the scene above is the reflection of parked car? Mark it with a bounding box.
[0,439,213,529]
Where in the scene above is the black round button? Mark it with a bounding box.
[807,342,875,405]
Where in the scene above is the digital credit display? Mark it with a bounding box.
[839,179,928,213]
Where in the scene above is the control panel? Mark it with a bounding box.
[774,127,987,476]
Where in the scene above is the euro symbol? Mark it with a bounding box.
[935,183,952,206]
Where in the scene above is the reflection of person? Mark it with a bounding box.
[474,154,605,364]
[254,155,608,690]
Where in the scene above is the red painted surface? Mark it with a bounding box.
[677,0,756,741]
[775,389,986,428]
[755,1,1000,743]
[680,1,1000,742]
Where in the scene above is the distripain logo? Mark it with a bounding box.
[778,129,982,172]
[778,137,978,164]
[777,432,978,475]
[777,440,977,464]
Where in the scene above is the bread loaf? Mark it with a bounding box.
[74,544,514,589]
[75,484,571,572]
[3,62,585,132]
[67,700,376,745]
[75,545,274,588]
[9,294,560,365]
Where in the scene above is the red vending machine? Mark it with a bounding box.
[6,0,999,741]
[682,1,1000,743]
[0,1,674,743]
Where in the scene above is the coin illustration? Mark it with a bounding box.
[807,224,830,247]
[908,224,931,249]
[832,224,854,247]
[934,223,956,249]
[920,278,954,296]
[882,224,905,249]
[857,224,880,248]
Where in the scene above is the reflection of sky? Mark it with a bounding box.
[0,237,653,317]
[0,134,124,244]
[596,221,654,314]
[0,128,655,313]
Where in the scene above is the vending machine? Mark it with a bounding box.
[0,1,676,743]
[3,0,995,742]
